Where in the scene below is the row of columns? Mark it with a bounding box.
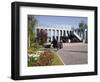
[36,28,70,42]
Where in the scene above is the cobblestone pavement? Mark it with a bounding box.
[57,43,88,65]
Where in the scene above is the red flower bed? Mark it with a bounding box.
[32,50,54,66]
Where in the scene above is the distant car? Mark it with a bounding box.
[58,42,63,49]
[44,42,51,48]
[44,41,63,49]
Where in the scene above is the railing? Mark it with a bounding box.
[73,28,87,42]
[73,31,82,41]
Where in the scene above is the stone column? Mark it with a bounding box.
[47,29,49,42]
[53,29,55,38]
[58,30,60,42]
[51,29,53,42]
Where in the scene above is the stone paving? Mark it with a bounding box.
[57,43,88,65]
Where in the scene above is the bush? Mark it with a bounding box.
[28,56,38,66]
[28,43,43,54]
[32,50,54,66]
[28,50,64,66]
[28,48,34,54]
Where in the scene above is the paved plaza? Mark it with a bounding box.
[57,43,88,65]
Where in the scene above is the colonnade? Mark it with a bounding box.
[36,25,72,42]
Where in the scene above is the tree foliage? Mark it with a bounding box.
[79,20,88,29]
[37,29,47,45]
[79,20,84,29]
[28,15,37,48]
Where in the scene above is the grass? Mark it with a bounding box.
[51,52,64,65]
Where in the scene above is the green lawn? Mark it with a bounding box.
[51,52,64,65]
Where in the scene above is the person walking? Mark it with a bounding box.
[51,37,57,48]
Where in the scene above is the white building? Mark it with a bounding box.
[35,24,87,43]
[35,24,72,42]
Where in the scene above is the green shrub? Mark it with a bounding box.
[28,56,38,66]
[28,43,43,54]
[28,50,64,66]
[32,50,54,66]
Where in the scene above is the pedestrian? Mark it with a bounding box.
[51,37,57,48]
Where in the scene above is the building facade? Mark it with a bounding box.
[35,24,87,43]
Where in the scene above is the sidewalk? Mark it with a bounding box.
[57,43,88,65]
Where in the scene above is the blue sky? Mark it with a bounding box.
[35,15,88,28]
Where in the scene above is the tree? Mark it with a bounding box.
[28,15,37,48]
[79,20,85,29]
[79,20,87,29]
[37,29,47,45]
[84,24,88,29]
[78,20,88,41]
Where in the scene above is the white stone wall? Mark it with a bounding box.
[35,24,72,42]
